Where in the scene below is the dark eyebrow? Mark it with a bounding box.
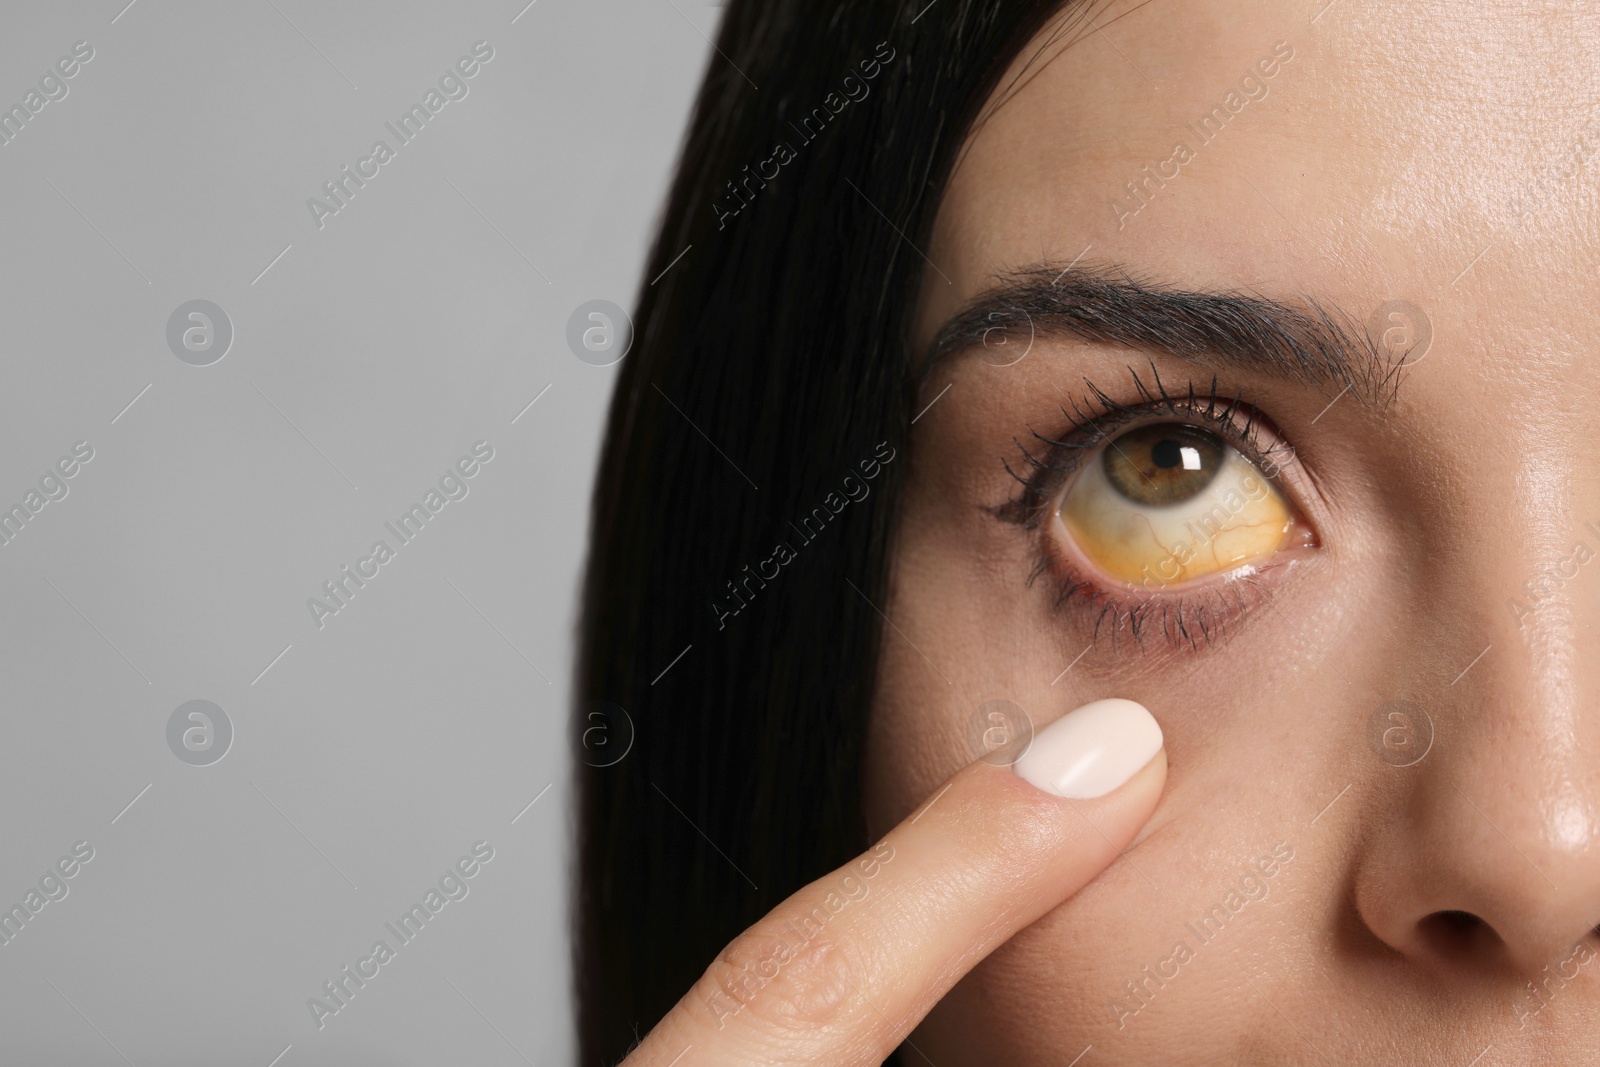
[923,264,1406,407]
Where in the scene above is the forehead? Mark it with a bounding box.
[918,0,1600,372]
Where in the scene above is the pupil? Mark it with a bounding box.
[1150,439,1184,469]
[1098,422,1226,506]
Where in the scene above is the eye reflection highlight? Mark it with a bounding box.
[1058,422,1297,589]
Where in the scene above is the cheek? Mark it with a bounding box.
[866,497,1391,1063]
[908,769,1315,1062]
[861,499,1061,838]
[861,446,1012,835]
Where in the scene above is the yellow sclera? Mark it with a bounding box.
[1059,424,1294,589]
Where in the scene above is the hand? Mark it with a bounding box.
[620,697,1168,1067]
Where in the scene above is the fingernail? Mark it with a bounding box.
[1013,698,1163,799]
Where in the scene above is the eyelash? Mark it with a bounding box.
[993,362,1300,651]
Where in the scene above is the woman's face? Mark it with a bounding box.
[865,0,1600,1061]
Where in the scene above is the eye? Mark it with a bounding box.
[1056,421,1299,589]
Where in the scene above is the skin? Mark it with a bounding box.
[623,1,1600,1063]
[871,0,1600,1062]
[624,749,1167,1066]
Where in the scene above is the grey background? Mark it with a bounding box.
[0,2,713,1063]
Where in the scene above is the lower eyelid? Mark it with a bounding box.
[1023,441,1317,653]
[1035,513,1307,654]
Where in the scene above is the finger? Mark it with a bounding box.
[623,697,1167,1067]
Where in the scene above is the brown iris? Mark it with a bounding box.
[1102,423,1225,506]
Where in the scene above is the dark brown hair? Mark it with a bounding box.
[574,3,1091,1062]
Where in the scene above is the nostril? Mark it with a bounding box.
[1433,910,1480,934]
[1418,909,1501,963]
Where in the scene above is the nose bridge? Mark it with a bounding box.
[1503,410,1600,663]
[1490,433,1600,822]
[1457,413,1598,804]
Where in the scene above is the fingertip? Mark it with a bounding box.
[1013,697,1165,799]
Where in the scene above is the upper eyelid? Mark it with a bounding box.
[994,374,1293,530]
[980,369,1320,654]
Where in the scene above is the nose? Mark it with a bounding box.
[1352,625,1600,978]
